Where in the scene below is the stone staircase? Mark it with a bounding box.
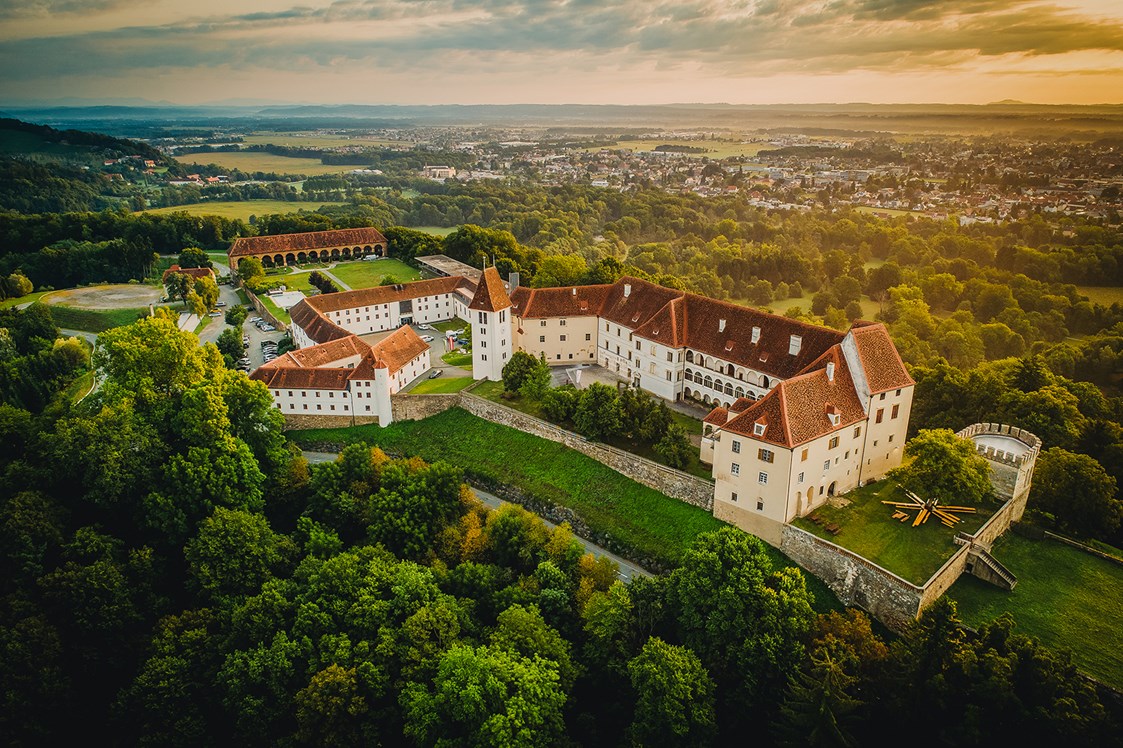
[966,546,1018,590]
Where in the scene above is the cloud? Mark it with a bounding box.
[0,0,139,19]
[1,0,1122,93]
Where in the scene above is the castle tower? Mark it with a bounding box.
[468,266,513,381]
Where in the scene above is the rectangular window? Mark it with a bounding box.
[853,426,861,438]
[732,440,741,454]
[797,472,805,483]
[801,448,808,462]
[560,335,567,342]
[541,320,547,327]
[731,492,738,503]
[758,448,774,463]
[731,463,740,476]
[845,450,850,459]
[757,500,764,511]
[889,434,895,443]
[481,354,487,361]
[540,335,545,342]
[635,341,641,350]
[758,472,768,484]
[823,460,830,471]
[586,333,592,341]
[891,404,900,419]
[753,423,766,436]
[829,436,840,449]
[666,351,673,362]
[880,392,886,400]
[876,409,884,424]
[560,319,566,326]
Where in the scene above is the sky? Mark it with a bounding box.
[2,0,1123,106]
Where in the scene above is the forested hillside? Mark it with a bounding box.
[0,311,1117,746]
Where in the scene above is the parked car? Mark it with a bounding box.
[216,301,227,307]
[261,325,275,332]
[420,335,434,342]
[428,369,443,379]
[417,323,433,331]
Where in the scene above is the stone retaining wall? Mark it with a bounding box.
[283,414,379,430]
[780,525,923,630]
[391,393,461,422]
[244,287,288,331]
[456,392,715,510]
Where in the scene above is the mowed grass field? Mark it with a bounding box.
[1076,286,1123,306]
[329,259,422,289]
[412,225,458,237]
[408,376,475,394]
[947,532,1123,689]
[144,200,345,221]
[176,151,352,176]
[286,407,842,612]
[583,139,767,159]
[242,133,407,149]
[38,303,149,333]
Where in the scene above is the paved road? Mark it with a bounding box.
[302,450,651,582]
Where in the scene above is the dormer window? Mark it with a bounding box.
[789,335,802,355]
[753,422,766,437]
[751,326,761,344]
[725,341,734,352]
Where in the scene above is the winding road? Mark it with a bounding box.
[302,450,652,582]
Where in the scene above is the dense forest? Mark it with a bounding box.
[1,311,1118,746]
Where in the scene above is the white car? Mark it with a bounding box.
[421,335,434,342]
[417,323,433,331]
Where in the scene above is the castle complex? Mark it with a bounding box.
[248,229,914,546]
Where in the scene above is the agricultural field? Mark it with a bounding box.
[582,139,767,159]
[329,258,422,289]
[286,407,842,611]
[948,532,1123,690]
[242,132,407,149]
[175,151,352,176]
[144,200,345,221]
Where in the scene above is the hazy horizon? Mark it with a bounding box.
[3,0,1123,107]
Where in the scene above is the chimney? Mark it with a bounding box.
[826,361,835,381]
[719,318,726,333]
[623,283,632,298]
[788,334,802,355]
[508,272,520,294]
[751,326,760,344]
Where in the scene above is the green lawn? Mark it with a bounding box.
[947,533,1123,689]
[790,479,995,585]
[259,296,292,325]
[412,225,459,237]
[287,407,840,610]
[175,152,352,177]
[63,370,96,404]
[0,290,50,310]
[329,259,421,289]
[1076,286,1123,307]
[408,376,475,394]
[441,351,473,367]
[39,303,150,333]
[144,200,345,221]
[432,319,468,334]
[471,381,711,479]
[278,272,316,294]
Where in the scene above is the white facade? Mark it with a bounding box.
[471,307,511,381]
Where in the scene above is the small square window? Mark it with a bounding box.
[758,472,768,484]
[586,333,592,341]
[753,423,766,437]
[829,436,840,449]
[731,463,740,476]
[758,448,774,463]
[540,335,545,342]
[732,440,741,454]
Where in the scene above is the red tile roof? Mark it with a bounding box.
[304,277,467,315]
[282,335,371,368]
[370,326,430,375]
[289,299,352,343]
[228,228,388,259]
[848,323,914,394]
[251,366,352,390]
[510,284,612,319]
[469,266,512,312]
[720,343,866,448]
[162,265,216,282]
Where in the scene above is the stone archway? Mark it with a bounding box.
[828,481,837,497]
[285,253,296,265]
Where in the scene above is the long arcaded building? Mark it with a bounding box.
[228,227,388,268]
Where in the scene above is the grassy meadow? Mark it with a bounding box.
[144,200,345,221]
[947,532,1123,689]
[176,151,352,176]
[329,259,422,289]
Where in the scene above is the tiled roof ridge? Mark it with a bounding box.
[776,381,794,447]
[469,266,512,312]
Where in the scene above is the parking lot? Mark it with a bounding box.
[360,323,473,379]
[240,315,288,371]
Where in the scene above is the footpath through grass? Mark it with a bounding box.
[947,532,1123,689]
[287,407,841,611]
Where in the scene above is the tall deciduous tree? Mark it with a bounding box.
[627,636,717,747]
[889,428,993,505]
[574,382,622,441]
[1030,448,1121,538]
